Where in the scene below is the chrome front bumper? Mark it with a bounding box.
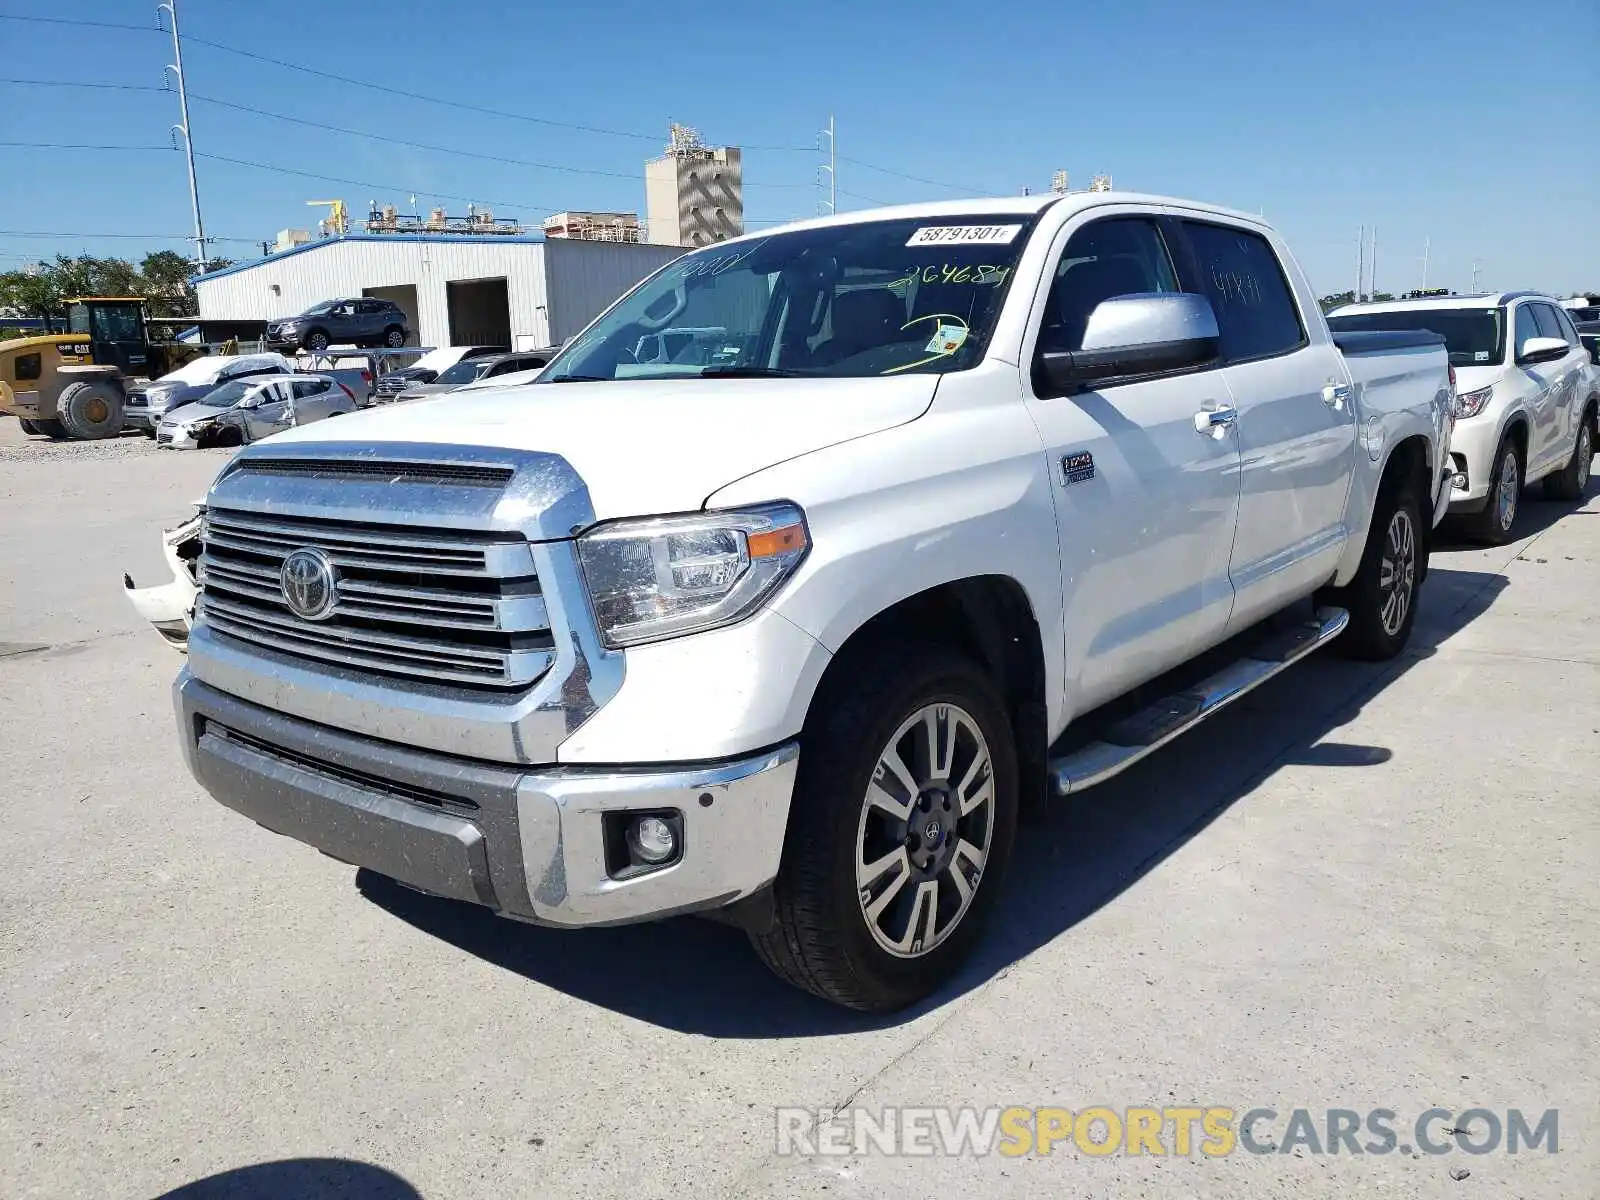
[175,670,798,926]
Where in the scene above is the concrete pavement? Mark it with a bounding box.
[1,418,1595,1198]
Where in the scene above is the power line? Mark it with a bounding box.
[0,17,809,151]
[0,12,160,33]
[0,227,256,242]
[0,76,166,92]
[836,154,985,196]
[1,140,177,151]
[184,92,815,189]
[837,187,893,207]
[194,150,561,216]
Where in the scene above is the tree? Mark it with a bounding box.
[140,250,198,317]
[0,263,62,327]
[0,252,234,337]
[1319,291,1357,313]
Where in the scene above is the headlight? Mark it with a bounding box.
[576,503,809,648]
[1455,385,1493,419]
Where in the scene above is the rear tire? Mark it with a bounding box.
[1326,479,1423,661]
[33,418,66,439]
[383,326,406,348]
[1461,434,1522,545]
[749,641,1018,1012]
[1542,414,1593,502]
[18,418,40,435]
[55,380,125,440]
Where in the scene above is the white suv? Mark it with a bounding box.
[1330,293,1597,543]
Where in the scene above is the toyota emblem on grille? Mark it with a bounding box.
[281,548,338,621]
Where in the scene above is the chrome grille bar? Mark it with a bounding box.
[198,503,553,689]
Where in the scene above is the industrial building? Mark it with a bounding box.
[193,234,684,351]
[646,125,744,247]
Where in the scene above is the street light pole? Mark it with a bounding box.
[159,0,208,270]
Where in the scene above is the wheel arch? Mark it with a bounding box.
[806,575,1050,812]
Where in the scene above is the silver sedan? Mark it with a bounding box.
[156,373,357,449]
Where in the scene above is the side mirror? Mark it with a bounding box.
[1517,336,1569,365]
[1036,293,1220,396]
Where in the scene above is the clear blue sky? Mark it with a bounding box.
[2,0,1596,297]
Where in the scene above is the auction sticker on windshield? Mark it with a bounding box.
[907,224,1023,247]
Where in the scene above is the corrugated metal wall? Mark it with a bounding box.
[196,237,686,351]
[196,239,551,348]
[541,239,685,345]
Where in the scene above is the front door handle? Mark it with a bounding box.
[1323,382,1353,409]
[1194,404,1237,434]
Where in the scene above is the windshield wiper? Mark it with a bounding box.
[698,366,802,378]
[545,373,608,383]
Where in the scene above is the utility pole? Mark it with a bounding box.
[1471,259,1481,293]
[1356,225,1365,301]
[1420,237,1430,292]
[818,115,836,215]
[159,0,208,269]
[1369,227,1378,298]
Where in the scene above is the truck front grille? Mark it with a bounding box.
[198,507,554,690]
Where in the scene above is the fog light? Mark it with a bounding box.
[628,815,678,864]
[1452,471,1468,490]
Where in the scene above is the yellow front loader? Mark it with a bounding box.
[0,297,210,439]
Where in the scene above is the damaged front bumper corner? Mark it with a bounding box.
[124,512,202,650]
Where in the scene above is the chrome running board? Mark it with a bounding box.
[1047,606,1350,796]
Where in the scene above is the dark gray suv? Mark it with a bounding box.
[265,298,410,353]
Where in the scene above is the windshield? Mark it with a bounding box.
[202,379,254,407]
[68,304,91,334]
[298,300,338,317]
[435,359,494,385]
[543,215,1039,382]
[1328,307,1505,366]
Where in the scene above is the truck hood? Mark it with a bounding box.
[259,375,937,518]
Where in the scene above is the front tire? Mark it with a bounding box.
[1460,435,1522,545]
[1542,414,1593,502]
[750,642,1018,1012]
[55,380,125,440]
[302,329,330,353]
[1327,480,1423,661]
[18,418,40,435]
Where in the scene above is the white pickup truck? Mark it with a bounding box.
[165,193,1455,1011]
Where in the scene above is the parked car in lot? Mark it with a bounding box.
[125,352,295,434]
[157,193,1455,1012]
[265,298,410,354]
[451,349,560,393]
[157,373,356,448]
[1330,292,1598,544]
[371,345,507,402]
[393,350,553,400]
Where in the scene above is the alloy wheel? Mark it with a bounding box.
[1378,507,1416,637]
[855,703,996,958]
[1578,425,1592,492]
[1497,450,1519,532]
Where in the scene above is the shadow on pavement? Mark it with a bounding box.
[359,565,1508,1038]
[1433,476,1595,549]
[156,1158,422,1199]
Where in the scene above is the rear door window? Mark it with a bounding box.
[1179,222,1306,362]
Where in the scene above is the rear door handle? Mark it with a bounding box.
[1194,404,1237,434]
[1323,383,1353,408]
